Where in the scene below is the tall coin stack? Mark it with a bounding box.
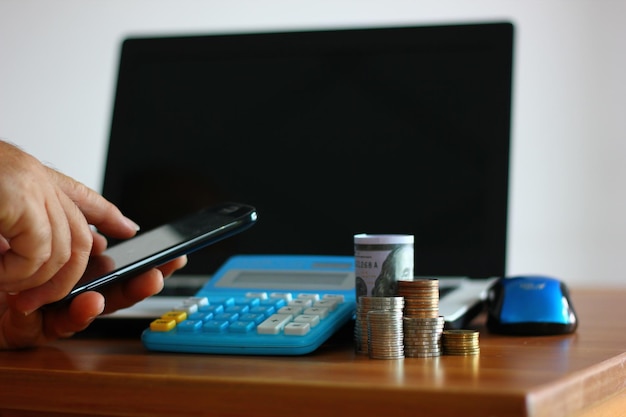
[355,296,404,356]
[397,278,445,358]
[367,310,405,359]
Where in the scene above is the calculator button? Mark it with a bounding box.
[294,314,320,327]
[150,318,176,332]
[208,296,235,306]
[297,293,320,302]
[250,305,276,316]
[162,311,188,323]
[203,320,229,333]
[214,312,240,323]
[290,298,312,308]
[304,307,329,319]
[183,296,209,307]
[323,294,345,303]
[188,311,214,322]
[270,292,293,302]
[201,304,224,314]
[226,305,250,315]
[245,291,268,300]
[284,322,311,336]
[234,297,259,307]
[260,298,287,309]
[177,320,203,332]
[174,303,198,314]
[314,299,337,311]
[229,321,256,333]
[239,313,266,325]
[257,314,293,335]
[278,305,303,315]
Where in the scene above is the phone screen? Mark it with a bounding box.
[48,202,257,307]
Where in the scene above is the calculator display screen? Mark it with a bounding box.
[216,270,354,291]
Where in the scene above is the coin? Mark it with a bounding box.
[442,329,480,355]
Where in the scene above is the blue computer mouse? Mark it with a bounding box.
[486,275,578,336]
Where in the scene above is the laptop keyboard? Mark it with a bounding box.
[159,277,459,298]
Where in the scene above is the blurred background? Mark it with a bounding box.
[1,0,625,288]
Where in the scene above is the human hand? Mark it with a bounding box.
[0,140,143,314]
[0,255,187,349]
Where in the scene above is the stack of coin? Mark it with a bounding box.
[396,279,443,357]
[355,296,404,354]
[367,310,405,359]
[397,278,440,319]
[442,329,480,355]
[402,316,445,358]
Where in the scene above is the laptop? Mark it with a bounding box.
[97,21,514,331]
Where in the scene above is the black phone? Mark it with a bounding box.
[47,202,257,308]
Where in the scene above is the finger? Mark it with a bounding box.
[47,167,139,239]
[99,268,165,315]
[0,143,61,289]
[0,292,105,349]
[0,293,46,349]
[0,189,70,293]
[90,229,108,255]
[0,234,9,253]
[157,255,188,279]
[42,292,105,341]
[12,193,93,313]
[0,200,52,287]
[87,256,186,315]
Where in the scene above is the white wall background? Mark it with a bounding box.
[1,0,625,288]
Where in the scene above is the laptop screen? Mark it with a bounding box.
[102,22,514,279]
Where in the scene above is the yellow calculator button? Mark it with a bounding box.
[162,311,188,323]
[150,318,176,332]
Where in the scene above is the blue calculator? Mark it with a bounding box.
[141,254,356,355]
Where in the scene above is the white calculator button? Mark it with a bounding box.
[278,305,303,315]
[246,291,268,300]
[314,299,337,311]
[289,298,312,308]
[174,303,199,314]
[257,314,293,335]
[284,322,311,336]
[270,292,293,302]
[304,307,329,319]
[294,314,320,328]
[297,293,320,302]
[183,297,209,307]
[323,294,345,303]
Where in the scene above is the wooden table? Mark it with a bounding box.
[1,288,625,417]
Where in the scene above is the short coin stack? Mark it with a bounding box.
[402,316,445,358]
[442,329,480,356]
[355,296,404,356]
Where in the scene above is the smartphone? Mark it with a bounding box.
[47,202,257,308]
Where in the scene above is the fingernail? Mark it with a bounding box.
[124,216,141,231]
[6,293,34,315]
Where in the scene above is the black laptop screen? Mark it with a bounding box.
[102,22,514,278]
